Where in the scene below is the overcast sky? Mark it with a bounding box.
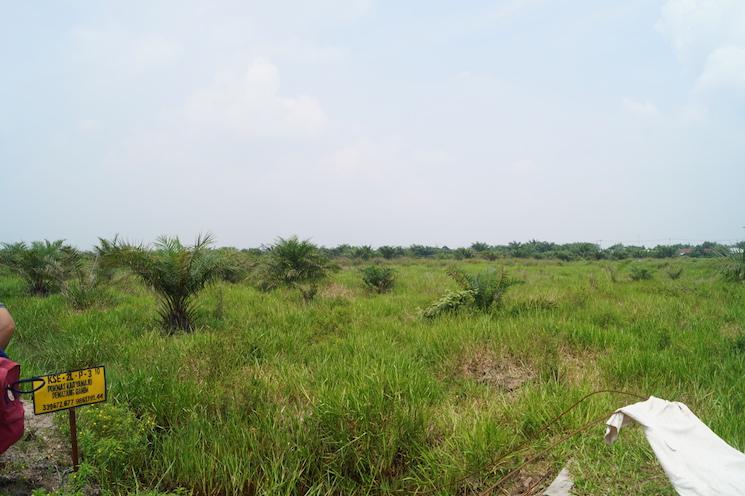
[2,0,744,248]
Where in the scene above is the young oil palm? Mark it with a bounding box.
[259,236,333,301]
[0,240,79,295]
[97,234,223,332]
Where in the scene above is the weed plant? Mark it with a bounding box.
[360,265,396,293]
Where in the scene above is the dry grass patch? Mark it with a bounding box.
[720,322,742,338]
[320,282,355,300]
[560,348,602,388]
[461,348,536,392]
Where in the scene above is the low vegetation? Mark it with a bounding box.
[629,265,653,281]
[360,265,396,293]
[667,266,683,280]
[2,242,744,495]
[256,236,333,301]
[722,247,745,282]
[0,240,79,295]
[97,234,223,332]
[423,266,517,319]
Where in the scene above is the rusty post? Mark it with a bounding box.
[69,408,79,471]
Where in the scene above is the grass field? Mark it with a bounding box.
[2,257,744,495]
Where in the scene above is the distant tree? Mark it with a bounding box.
[408,245,438,258]
[508,241,529,258]
[470,242,490,253]
[351,245,376,260]
[651,245,677,258]
[378,246,404,259]
[327,244,353,258]
[453,247,474,260]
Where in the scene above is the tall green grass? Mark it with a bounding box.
[2,258,743,495]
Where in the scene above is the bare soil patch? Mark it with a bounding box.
[0,402,69,495]
[461,349,535,392]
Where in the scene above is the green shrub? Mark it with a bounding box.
[97,234,223,332]
[667,267,683,280]
[448,266,517,311]
[378,246,403,259]
[257,236,334,302]
[351,245,375,260]
[481,250,500,261]
[421,289,474,319]
[0,240,79,295]
[722,248,745,282]
[629,266,653,281]
[453,247,474,260]
[215,248,255,283]
[423,267,518,319]
[59,255,113,310]
[360,265,396,293]
[78,403,155,487]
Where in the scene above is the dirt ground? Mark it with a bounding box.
[0,402,70,495]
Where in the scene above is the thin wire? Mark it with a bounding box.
[409,389,646,495]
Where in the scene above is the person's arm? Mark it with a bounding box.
[0,306,15,350]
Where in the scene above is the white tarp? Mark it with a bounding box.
[604,396,745,496]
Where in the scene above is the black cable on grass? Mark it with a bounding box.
[408,389,647,495]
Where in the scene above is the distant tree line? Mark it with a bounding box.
[316,240,744,261]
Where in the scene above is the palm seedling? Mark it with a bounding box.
[360,265,396,293]
[722,246,745,282]
[97,234,223,332]
[0,240,79,295]
[423,266,518,319]
[258,236,333,302]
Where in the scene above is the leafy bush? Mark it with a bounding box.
[0,240,79,295]
[360,265,396,293]
[481,250,500,261]
[423,267,518,319]
[448,266,517,311]
[422,289,474,319]
[78,403,155,486]
[722,248,745,282]
[97,234,223,331]
[215,248,255,283]
[257,236,333,302]
[470,242,490,252]
[667,267,683,280]
[351,245,375,260]
[453,247,474,260]
[378,245,403,259]
[629,266,653,281]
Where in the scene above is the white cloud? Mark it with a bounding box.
[188,58,328,138]
[657,1,745,111]
[622,98,662,120]
[695,45,745,93]
[656,0,745,64]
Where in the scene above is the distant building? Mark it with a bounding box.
[678,248,693,256]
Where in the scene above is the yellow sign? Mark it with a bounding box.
[33,366,107,415]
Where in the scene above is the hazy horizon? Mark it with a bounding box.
[2,1,744,249]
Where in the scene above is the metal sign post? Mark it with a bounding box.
[30,365,107,472]
[69,408,79,471]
